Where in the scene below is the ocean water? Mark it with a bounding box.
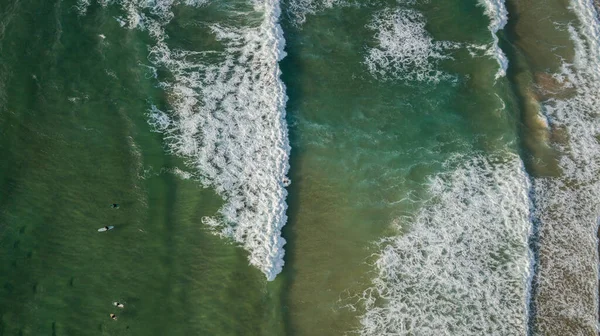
[0,1,283,334]
[502,0,600,333]
[1,0,599,335]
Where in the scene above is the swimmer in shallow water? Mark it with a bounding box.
[110,313,117,320]
[111,203,119,209]
[113,302,124,308]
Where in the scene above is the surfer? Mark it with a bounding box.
[110,314,117,320]
[113,302,124,308]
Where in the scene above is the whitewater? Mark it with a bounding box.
[356,1,534,335]
[78,0,291,280]
[357,154,532,336]
[70,0,600,332]
[527,0,600,333]
[356,0,600,333]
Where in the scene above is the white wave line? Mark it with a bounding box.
[478,0,509,79]
[89,0,291,281]
[527,0,600,332]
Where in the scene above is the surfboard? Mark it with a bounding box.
[98,226,114,232]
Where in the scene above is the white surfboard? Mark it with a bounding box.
[98,226,114,232]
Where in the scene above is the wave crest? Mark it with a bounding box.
[89,0,291,280]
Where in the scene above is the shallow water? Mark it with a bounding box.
[502,0,600,334]
[1,0,600,335]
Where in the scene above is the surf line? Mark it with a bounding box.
[152,0,292,281]
[82,0,292,281]
[478,0,509,79]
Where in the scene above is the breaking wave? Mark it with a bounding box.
[528,0,600,332]
[364,8,460,83]
[80,0,291,281]
[358,154,532,335]
[478,0,508,79]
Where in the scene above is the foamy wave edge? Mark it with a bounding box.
[364,7,461,83]
[527,0,600,332]
[478,0,509,79]
[84,0,291,281]
[358,154,533,335]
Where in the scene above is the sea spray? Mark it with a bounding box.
[80,0,291,281]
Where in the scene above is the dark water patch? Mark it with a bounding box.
[499,7,578,332]
[3,282,13,294]
[499,5,556,331]
[279,13,310,335]
[500,27,561,177]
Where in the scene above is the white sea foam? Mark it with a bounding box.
[147,104,171,132]
[358,154,532,335]
[85,0,290,280]
[75,0,91,15]
[477,0,509,79]
[284,0,344,25]
[171,167,193,180]
[364,8,460,83]
[528,1,600,332]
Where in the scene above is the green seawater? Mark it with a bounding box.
[1,0,598,335]
[0,1,283,334]
[280,1,522,334]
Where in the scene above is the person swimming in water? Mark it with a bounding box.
[98,226,114,232]
[113,302,124,308]
[110,313,117,320]
[111,203,119,209]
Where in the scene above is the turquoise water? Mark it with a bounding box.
[1,0,600,335]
